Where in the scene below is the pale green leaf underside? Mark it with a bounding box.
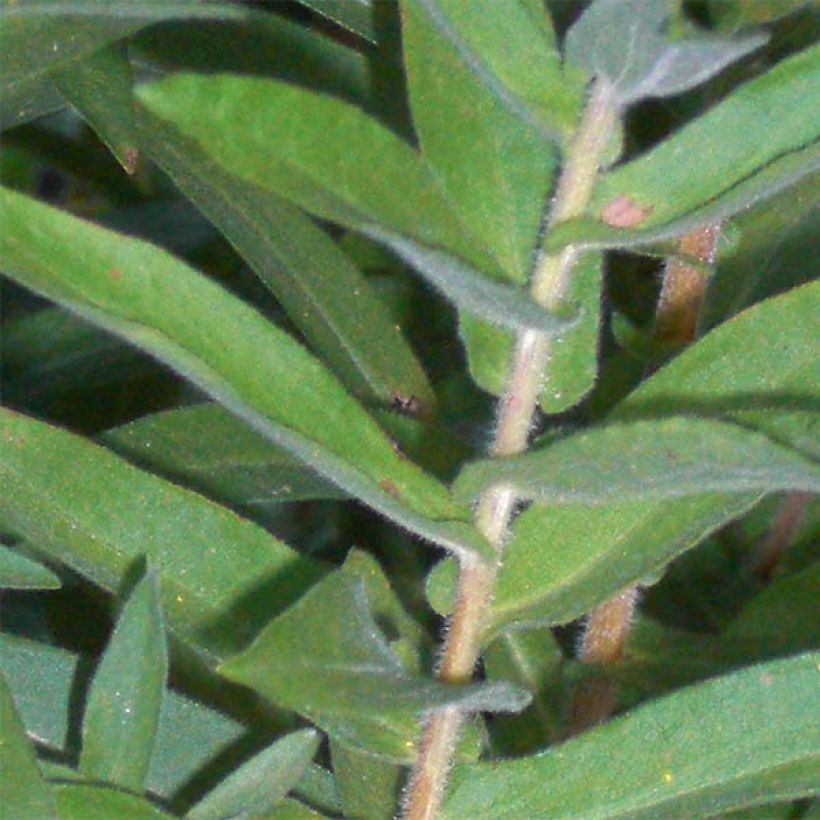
[442,653,820,818]
[455,417,820,504]
[0,186,492,561]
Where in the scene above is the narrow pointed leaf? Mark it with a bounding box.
[80,570,167,791]
[565,0,766,106]
[0,407,323,661]
[0,672,57,819]
[456,417,820,504]
[55,43,138,174]
[53,783,172,819]
[0,186,492,560]
[443,653,820,818]
[0,544,60,590]
[489,280,819,631]
[296,0,376,42]
[136,73,495,276]
[103,404,344,506]
[220,570,530,760]
[138,108,435,411]
[188,730,320,820]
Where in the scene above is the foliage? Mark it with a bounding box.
[0,1,817,818]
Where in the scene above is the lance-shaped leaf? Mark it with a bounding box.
[0,186,492,561]
[80,570,167,791]
[565,0,766,106]
[442,653,820,818]
[366,231,577,335]
[0,544,60,590]
[53,783,173,819]
[188,730,319,820]
[103,404,344,507]
[455,417,820,505]
[0,406,323,661]
[135,73,496,277]
[547,45,820,251]
[486,280,819,632]
[0,671,58,819]
[137,107,436,412]
[220,570,530,761]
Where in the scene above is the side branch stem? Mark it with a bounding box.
[402,80,618,820]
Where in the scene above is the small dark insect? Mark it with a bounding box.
[390,392,425,417]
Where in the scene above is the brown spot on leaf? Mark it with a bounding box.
[379,478,402,500]
[122,146,140,176]
[107,268,124,281]
[600,195,653,228]
[389,392,426,419]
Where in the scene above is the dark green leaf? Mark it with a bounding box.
[297,0,376,42]
[0,76,65,130]
[0,186,491,560]
[103,404,345,507]
[137,108,436,411]
[442,653,820,818]
[80,570,167,791]
[456,417,820,504]
[0,543,60,590]
[267,798,330,819]
[219,570,529,761]
[0,671,57,819]
[709,0,814,28]
[55,43,138,174]
[565,0,766,106]
[489,280,818,632]
[330,740,403,820]
[0,406,323,661]
[52,783,172,819]
[188,730,320,820]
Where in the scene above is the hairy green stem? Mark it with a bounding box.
[402,79,618,820]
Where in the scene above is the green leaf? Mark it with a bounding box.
[0,671,58,819]
[565,0,766,106]
[54,43,138,174]
[219,569,530,761]
[52,783,172,819]
[0,543,60,590]
[0,407,323,661]
[709,0,814,28]
[80,569,167,791]
[267,798,330,819]
[137,107,436,412]
[187,730,320,820]
[296,0,376,42]
[136,73,493,276]
[104,404,345,507]
[330,740,403,820]
[442,653,820,818]
[456,417,820,504]
[0,186,491,561]
[0,633,247,800]
[557,44,820,245]
[489,280,819,632]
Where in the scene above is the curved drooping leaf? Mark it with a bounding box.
[0,186,492,561]
[545,45,820,252]
[0,544,60,590]
[486,280,819,631]
[220,570,530,762]
[455,417,820,504]
[187,730,319,820]
[0,406,323,661]
[442,653,820,819]
[0,672,57,819]
[80,570,167,792]
[137,109,436,411]
[565,0,766,106]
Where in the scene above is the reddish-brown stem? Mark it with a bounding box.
[749,492,812,581]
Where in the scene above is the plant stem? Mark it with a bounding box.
[402,79,618,820]
[749,491,811,580]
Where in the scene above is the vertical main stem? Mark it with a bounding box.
[402,80,619,820]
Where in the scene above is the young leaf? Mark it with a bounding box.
[137,108,436,412]
[187,730,320,820]
[52,783,172,819]
[219,570,530,760]
[0,671,58,819]
[103,404,345,507]
[0,406,324,661]
[442,653,820,818]
[54,43,138,174]
[0,544,60,590]
[489,280,819,632]
[80,569,167,791]
[564,0,766,106]
[0,186,492,561]
[455,417,820,504]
